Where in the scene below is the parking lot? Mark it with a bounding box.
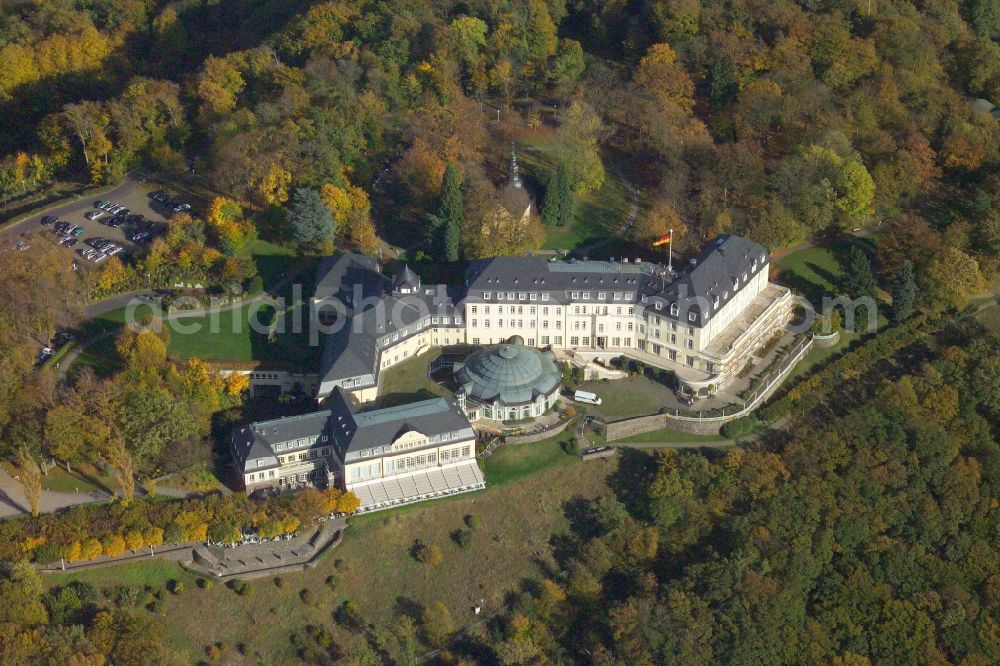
[2,175,186,264]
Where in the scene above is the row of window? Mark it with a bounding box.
[348,445,474,482]
[274,447,331,465]
[272,436,328,453]
[482,291,550,301]
[380,317,464,347]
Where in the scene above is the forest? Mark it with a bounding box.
[1,0,1000,663]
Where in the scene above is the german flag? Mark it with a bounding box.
[652,233,671,247]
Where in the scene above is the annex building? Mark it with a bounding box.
[231,387,483,512]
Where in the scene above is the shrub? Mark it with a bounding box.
[107,584,145,607]
[273,576,283,588]
[300,588,314,605]
[197,578,212,590]
[148,597,165,614]
[229,579,249,595]
[102,535,126,558]
[70,581,99,606]
[170,580,184,595]
[563,436,581,455]
[32,542,61,565]
[464,514,481,530]
[721,415,760,438]
[246,274,264,294]
[325,575,336,589]
[81,538,103,561]
[414,542,443,566]
[452,529,473,549]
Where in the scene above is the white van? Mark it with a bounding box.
[573,390,602,405]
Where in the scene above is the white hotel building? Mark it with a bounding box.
[314,235,793,402]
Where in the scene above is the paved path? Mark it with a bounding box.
[0,465,111,519]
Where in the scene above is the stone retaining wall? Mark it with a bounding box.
[503,418,573,444]
[599,414,722,441]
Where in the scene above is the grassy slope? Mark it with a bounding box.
[517,132,643,251]
[48,437,609,662]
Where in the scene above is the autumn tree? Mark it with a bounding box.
[105,432,135,501]
[17,446,42,517]
[421,601,456,646]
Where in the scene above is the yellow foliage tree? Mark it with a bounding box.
[101,534,126,558]
[81,538,103,560]
[125,530,144,551]
[258,164,292,205]
[144,526,164,547]
[336,491,361,515]
[225,372,250,397]
[97,256,127,293]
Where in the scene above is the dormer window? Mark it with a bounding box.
[655,302,662,310]
[484,292,491,299]
[669,304,679,316]
[688,312,697,322]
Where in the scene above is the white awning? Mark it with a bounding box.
[348,461,486,513]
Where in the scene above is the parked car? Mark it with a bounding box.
[54,221,70,232]
[85,210,105,220]
[59,237,77,247]
[124,214,144,225]
[71,226,85,237]
[172,202,191,213]
[37,347,54,363]
[40,215,57,225]
[14,240,29,251]
[95,200,111,210]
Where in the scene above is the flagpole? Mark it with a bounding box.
[668,228,673,273]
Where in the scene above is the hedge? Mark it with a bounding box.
[758,315,932,423]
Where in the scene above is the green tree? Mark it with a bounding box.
[289,188,334,247]
[842,246,876,299]
[971,0,1000,38]
[542,161,573,227]
[437,164,463,262]
[119,386,198,462]
[421,600,455,646]
[891,260,916,323]
[835,159,876,221]
[710,54,739,106]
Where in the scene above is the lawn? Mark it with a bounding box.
[40,463,119,494]
[786,328,862,382]
[155,465,225,493]
[47,443,615,663]
[481,433,578,486]
[372,349,452,408]
[166,284,322,372]
[516,133,645,252]
[777,245,845,304]
[577,375,676,420]
[614,427,725,445]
